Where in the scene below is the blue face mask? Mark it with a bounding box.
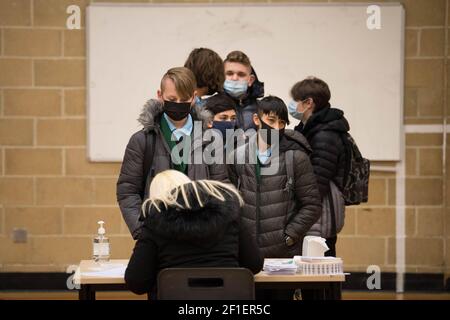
[223,80,248,98]
[212,120,235,137]
[288,100,303,120]
[195,96,206,107]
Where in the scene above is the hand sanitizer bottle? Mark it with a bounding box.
[93,221,110,262]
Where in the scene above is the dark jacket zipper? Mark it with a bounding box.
[237,100,245,130]
[255,166,261,246]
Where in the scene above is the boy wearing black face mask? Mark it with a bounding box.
[228,96,322,300]
[117,67,229,240]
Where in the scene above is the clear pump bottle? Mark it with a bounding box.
[93,220,110,262]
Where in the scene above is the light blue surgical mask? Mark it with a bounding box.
[195,96,206,107]
[288,100,303,120]
[223,79,248,98]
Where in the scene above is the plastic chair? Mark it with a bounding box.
[157,268,255,300]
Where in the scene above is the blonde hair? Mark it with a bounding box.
[160,67,197,101]
[142,170,243,217]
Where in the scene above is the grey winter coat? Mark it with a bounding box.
[116,99,229,240]
[228,129,322,258]
[307,180,346,238]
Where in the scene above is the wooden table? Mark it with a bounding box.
[74,259,345,300]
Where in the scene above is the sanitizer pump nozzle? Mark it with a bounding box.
[98,221,105,235]
[93,220,110,262]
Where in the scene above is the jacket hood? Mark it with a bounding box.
[280,129,312,154]
[248,66,264,100]
[137,98,213,131]
[302,107,350,135]
[145,190,239,246]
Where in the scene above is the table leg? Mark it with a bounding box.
[79,284,96,301]
[313,288,326,300]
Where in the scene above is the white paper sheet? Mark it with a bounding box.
[81,263,126,277]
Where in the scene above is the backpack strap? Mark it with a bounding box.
[141,130,156,200]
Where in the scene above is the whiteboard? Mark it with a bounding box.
[87,3,404,161]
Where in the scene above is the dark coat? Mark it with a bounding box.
[228,130,322,258]
[295,107,350,198]
[116,99,229,240]
[124,191,264,295]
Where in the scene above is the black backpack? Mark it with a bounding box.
[340,133,370,205]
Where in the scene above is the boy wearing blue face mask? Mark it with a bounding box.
[223,51,265,131]
[289,77,349,300]
[204,93,237,137]
[117,67,229,240]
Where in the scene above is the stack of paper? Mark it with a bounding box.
[81,264,126,278]
[263,259,298,275]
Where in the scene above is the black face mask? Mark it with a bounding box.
[259,118,285,146]
[163,100,192,121]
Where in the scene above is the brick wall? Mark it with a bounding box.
[0,0,448,283]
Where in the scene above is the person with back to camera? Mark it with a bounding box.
[125,169,263,298]
[184,47,225,107]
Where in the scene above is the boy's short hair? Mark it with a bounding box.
[224,50,252,70]
[161,67,197,101]
[257,96,290,125]
[184,48,225,94]
[290,76,331,112]
[204,93,236,116]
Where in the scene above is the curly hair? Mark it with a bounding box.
[184,48,224,94]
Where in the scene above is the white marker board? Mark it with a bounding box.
[87,3,404,162]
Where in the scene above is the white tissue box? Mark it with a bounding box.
[293,256,344,275]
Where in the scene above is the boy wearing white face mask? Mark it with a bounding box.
[223,51,265,131]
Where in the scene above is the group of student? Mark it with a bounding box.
[116,48,351,300]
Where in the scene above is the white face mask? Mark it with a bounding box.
[289,99,311,122]
[223,79,248,98]
[288,100,303,120]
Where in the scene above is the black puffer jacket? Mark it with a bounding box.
[229,130,322,258]
[226,67,264,131]
[116,99,229,240]
[295,107,349,198]
[125,191,263,295]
